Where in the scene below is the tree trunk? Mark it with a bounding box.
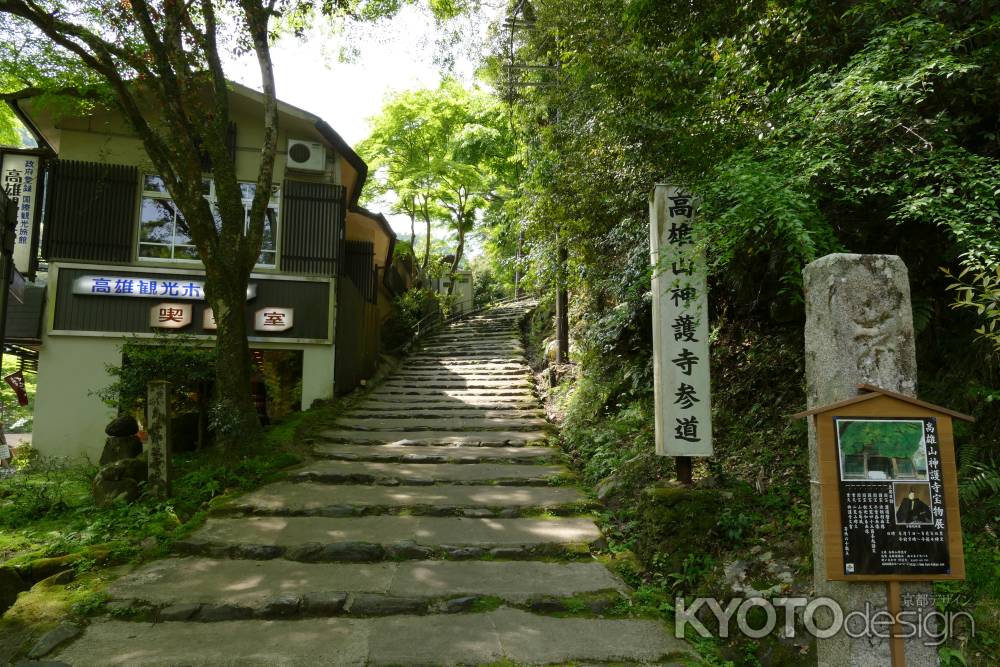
[408,196,416,248]
[447,224,466,296]
[204,264,260,446]
[421,198,432,273]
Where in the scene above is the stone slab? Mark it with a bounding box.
[397,363,529,371]
[367,613,503,665]
[370,387,535,398]
[313,443,555,464]
[333,416,548,432]
[379,379,534,389]
[231,482,584,514]
[320,430,550,446]
[404,356,524,364]
[355,398,540,410]
[53,618,370,666]
[343,409,545,420]
[184,516,602,551]
[388,561,626,601]
[367,608,689,666]
[107,559,624,609]
[109,559,394,606]
[288,461,568,484]
[389,373,531,381]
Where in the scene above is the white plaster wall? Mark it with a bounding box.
[33,336,120,462]
[301,344,336,409]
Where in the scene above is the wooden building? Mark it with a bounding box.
[3,83,396,460]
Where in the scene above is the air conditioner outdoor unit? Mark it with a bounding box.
[287,139,326,172]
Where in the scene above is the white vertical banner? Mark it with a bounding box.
[1,154,40,274]
[649,184,713,457]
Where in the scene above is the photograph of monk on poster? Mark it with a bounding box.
[894,482,934,525]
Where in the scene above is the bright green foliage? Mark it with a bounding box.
[837,420,923,458]
[94,335,215,415]
[359,80,516,284]
[471,2,1000,662]
[0,105,19,145]
[486,0,1000,317]
[948,266,1000,351]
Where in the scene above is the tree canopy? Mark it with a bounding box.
[359,79,515,287]
[483,0,999,309]
[0,0,468,446]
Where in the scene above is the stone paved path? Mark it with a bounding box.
[51,301,693,666]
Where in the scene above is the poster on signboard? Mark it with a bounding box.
[835,417,950,576]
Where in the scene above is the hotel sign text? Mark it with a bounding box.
[73,276,257,300]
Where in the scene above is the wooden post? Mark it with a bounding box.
[887,581,906,667]
[146,380,172,498]
[676,456,693,485]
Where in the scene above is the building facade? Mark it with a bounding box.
[4,83,392,460]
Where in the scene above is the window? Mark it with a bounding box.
[139,175,279,266]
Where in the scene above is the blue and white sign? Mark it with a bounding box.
[72,276,257,300]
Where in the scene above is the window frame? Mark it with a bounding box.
[137,175,281,268]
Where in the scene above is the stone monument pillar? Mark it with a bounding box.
[803,254,936,666]
[146,380,172,498]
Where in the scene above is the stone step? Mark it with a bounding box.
[379,379,534,389]
[391,376,534,382]
[333,416,548,432]
[313,442,557,464]
[399,361,529,369]
[412,347,524,361]
[343,408,544,420]
[422,336,521,346]
[422,338,521,346]
[287,461,569,485]
[54,610,689,666]
[406,355,525,363]
[369,388,535,398]
[320,430,550,446]
[402,359,527,368]
[354,398,541,410]
[225,482,586,516]
[389,370,532,382]
[179,516,603,562]
[106,558,627,618]
[418,346,524,355]
[427,336,519,344]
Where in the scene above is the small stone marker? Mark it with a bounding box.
[649,184,712,481]
[146,380,172,497]
[802,254,942,667]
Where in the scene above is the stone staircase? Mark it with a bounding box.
[51,301,693,666]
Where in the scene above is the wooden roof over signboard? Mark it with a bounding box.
[791,384,975,422]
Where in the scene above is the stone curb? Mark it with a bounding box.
[174,539,595,563]
[105,590,627,623]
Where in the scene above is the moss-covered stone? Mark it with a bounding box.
[634,484,729,573]
[0,564,29,616]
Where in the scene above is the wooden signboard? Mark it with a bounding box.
[794,385,971,582]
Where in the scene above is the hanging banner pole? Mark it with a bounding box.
[649,184,713,480]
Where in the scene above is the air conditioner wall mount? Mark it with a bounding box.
[287,139,326,172]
